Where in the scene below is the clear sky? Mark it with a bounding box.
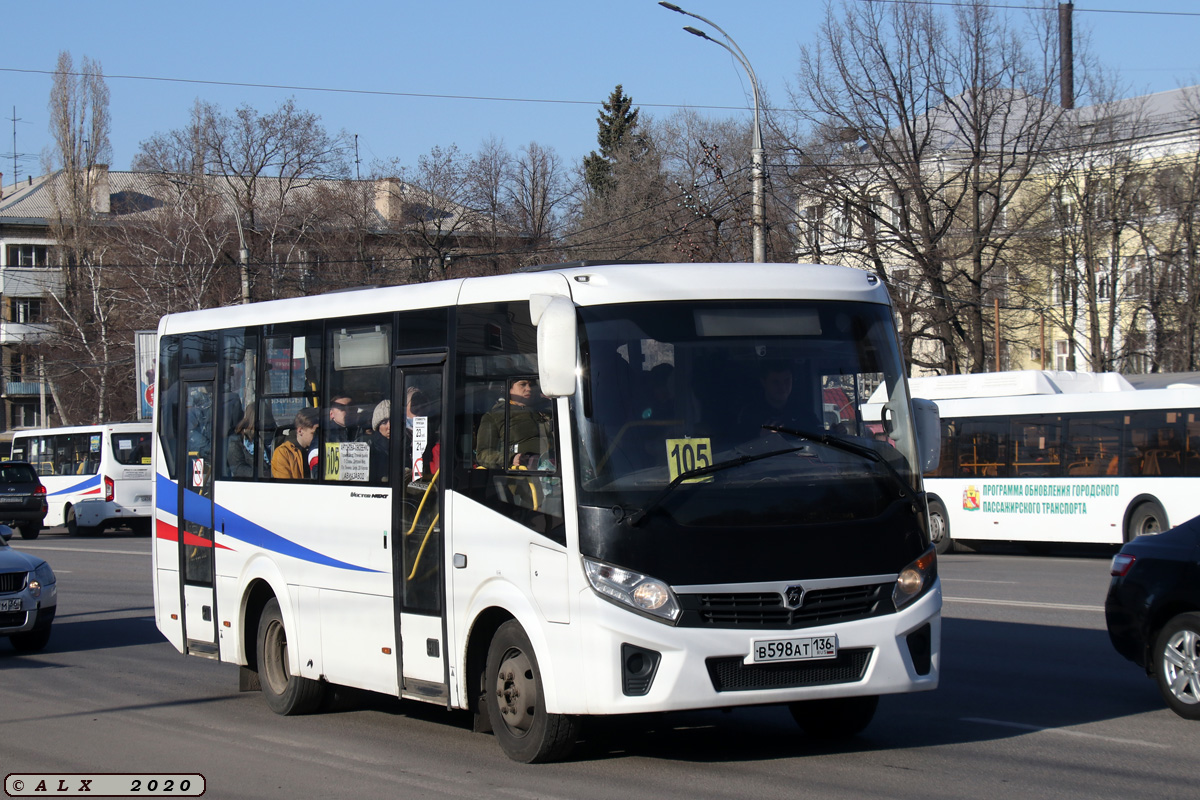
[2,0,1198,184]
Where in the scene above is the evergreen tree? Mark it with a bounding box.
[583,85,641,197]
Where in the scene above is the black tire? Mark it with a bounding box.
[789,695,879,739]
[9,625,52,653]
[65,506,100,537]
[1126,501,1167,542]
[256,597,324,715]
[17,523,40,540]
[485,619,580,763]
[1152,612,1200,720]
[927,498,953,555]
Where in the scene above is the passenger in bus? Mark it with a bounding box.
[475,378,553,469]
[227,407,265,478]
[271,407,321,480]
[326,394,356,443]
[735,360,817,438]
[368,400,391,482]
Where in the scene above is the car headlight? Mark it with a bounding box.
[583,557,680,623]
[892,546,937,610]
[28,561,56,597]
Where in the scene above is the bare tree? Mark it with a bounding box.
[39,51,127,424]
[509,141,569,262]
[786,0,1065,373]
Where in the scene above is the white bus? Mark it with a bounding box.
[11,423,155,536]
[914,370,1200,553]
[151,262,942,762]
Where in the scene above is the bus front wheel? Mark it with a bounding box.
[485,619,580,763]
[789,695,879,739]
[1127,501,1167,542]
[256,597,324,715]
[927,498,953,555]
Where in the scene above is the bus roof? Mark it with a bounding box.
[906,370,1135,400]
[158,262,893,335]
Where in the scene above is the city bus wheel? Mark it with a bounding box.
[485,619,580,763]
[1153,613,1200,720]
[256,597,324,715]
[65,507,99,537]
[789,695,879,739]
[927,498,953,555]
[1126,501,1167,542]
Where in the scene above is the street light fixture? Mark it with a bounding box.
[660,1,766,263]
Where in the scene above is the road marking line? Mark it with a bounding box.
[944,596,1103,612]
[943,579,1019,584]
[10,545,149,556]
[962,717,1169,749]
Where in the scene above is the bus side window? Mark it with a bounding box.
[455,302,564,542]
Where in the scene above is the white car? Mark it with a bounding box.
[0,525,56,652]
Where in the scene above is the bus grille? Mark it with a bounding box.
[706,648,873,692]
[0,571,27,594]
[677,584,892,629]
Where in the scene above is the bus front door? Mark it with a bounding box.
[178,371,219,657]
[392,355,448,701]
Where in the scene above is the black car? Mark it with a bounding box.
[1105,514,1200,720]
[0,461,48,540]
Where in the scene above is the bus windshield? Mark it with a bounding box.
[574,299,918,527]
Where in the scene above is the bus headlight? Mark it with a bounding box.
[583,557,681,623]
[892,546,937,610]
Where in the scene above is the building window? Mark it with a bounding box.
[5,244,49,268]
[10,401,41,429]
[1054,339,1070,371]
[9,297,44,324]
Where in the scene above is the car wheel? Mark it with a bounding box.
[927,498,953,555]
[789,695,879,739]
[1152,612,1200,720]
[485,619,580,763]
[17,522,40,540]
[9,625,52,653]
[256,597,324,715]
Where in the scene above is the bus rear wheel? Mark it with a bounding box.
[485,619,579,763]
[789,695,879,739]
[1126,501,1167,542]
[256,597,324,715]
[66,507,100,537]
[927,498,953,555]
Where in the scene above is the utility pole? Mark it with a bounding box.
[1059,3,1075,109]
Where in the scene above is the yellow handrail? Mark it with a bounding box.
[405,469,441,581]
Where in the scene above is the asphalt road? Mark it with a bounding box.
[3,529,1197,799]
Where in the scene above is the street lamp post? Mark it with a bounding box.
[660,1,766,263]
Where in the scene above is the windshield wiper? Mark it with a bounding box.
[762,424,925,509]
[623,444,811,527]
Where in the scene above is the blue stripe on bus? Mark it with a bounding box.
[47,475,102,497]
[156,474,379,573]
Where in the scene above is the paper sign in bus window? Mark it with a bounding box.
[666,438,714,484]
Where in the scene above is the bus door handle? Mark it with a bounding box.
[454,553,467,569]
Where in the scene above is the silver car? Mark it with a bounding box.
[0,525,56,652]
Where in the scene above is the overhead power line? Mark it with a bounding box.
[859,0,1200,17]
[0,66,762,115]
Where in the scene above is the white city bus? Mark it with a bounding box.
[10,423,155,536]
[914,370,1200,552]
[151,262,942,762]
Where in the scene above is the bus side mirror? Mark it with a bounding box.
[530,293,577,398]
[912,397,941,474]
